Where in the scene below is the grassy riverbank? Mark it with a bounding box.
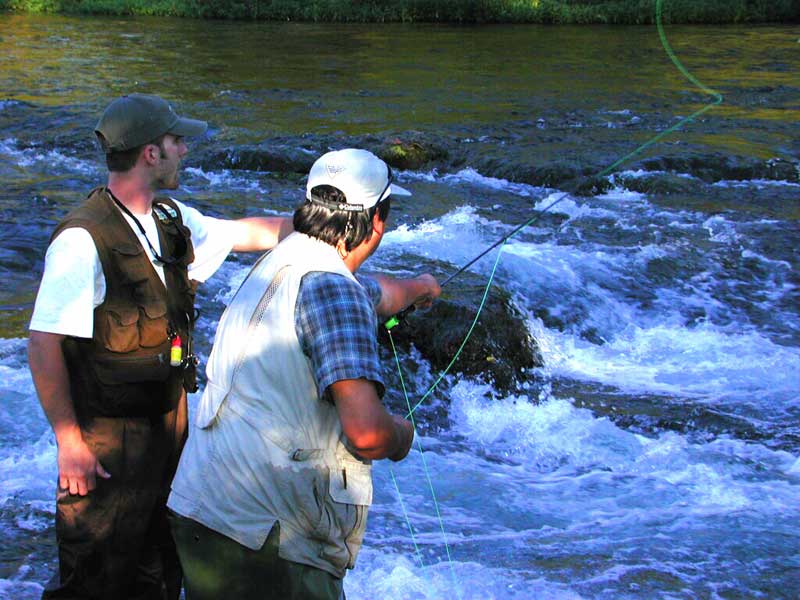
[1,0,798,23]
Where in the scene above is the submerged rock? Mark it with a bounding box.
[379,281,542,391]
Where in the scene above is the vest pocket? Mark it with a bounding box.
[139,301,169,347]
[103,307,140,352]
[329,459,373,506]
[320,459,372,570]
[91,351,171,384]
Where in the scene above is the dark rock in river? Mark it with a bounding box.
[572,175,614,196]
[379,281,542,391]
[198,142,315,174]
[638,154,799,183]
[377,135,449,170]
[616,172,705,195]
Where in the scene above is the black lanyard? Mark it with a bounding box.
[108,189,178,265]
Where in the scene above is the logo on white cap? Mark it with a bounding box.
[326,163,346,179]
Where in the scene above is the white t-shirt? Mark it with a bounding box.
[30,198,244,338]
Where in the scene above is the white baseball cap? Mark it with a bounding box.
[306,148,411,211]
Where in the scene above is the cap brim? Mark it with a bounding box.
[168,116,208,138]
[386,183,412,198]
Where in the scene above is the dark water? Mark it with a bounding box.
[1,13,798,599]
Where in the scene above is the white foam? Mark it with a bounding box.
[0,432,56,509]
[449,381,645,472]
[444,381,799,514]
[613,169,697,180]
[399,169,440,182]
[542,320,800,400]
[702,215,742,244]
[382,206,495,258]
[741,249,792,269]
[183,166,266,191]
[595,185,648,203]
[400,167,554,201]
[346,549,583,600]
[0,138,98,176]
[712,179,800,188]
[440,168,549,198]
[532,193,616,220]
[0,577,43,600]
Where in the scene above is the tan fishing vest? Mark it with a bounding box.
[169,233,373,578]
[53,187,197,419]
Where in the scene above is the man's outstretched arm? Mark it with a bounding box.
[28,331,110,496]
[231,216,294,252]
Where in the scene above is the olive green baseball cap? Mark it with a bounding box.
[94,93,207,152]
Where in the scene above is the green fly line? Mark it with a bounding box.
[386,0,722,595]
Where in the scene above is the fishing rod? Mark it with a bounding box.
[384,188,572,330]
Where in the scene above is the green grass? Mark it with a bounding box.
[1,0,798,23]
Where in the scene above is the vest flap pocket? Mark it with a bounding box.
[139,301,169,348]
[329,459,372,507]
[112,243,143,257]
[91,351,171,384]
[142,301,167,319]
[104,307,140,352]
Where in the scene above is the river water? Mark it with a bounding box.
[1,13,798,599]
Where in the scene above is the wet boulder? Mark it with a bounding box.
[615,172,704,195]
[572,175,614,196]
[197,142,315,174]
[380,281,542,391]
[377,135,449,170]
[638,154,800,184]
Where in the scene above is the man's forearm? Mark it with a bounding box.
[29,330,111,495]
[373,273,441,318]
[28,331,80,441]
[232,216,293,252]
[332,379,415,461]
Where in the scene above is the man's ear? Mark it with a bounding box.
[335,238,349,259]
[372,211,385,236]
[142,144,160,165]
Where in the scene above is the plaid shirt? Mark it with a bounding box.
[295,272,384,401]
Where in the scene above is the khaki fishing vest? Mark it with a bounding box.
[169,233,373,578]
[53,187,197,419]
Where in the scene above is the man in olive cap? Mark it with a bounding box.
[28,93,292,599]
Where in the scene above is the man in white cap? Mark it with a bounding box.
[167,148,441,599]
[28,93,292,599]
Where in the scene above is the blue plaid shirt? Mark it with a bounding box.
[295,272,384,401]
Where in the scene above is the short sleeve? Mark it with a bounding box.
[29,227,104,337]
[355,274,382,308]
[172,199,241,283]
[295,272,385,401]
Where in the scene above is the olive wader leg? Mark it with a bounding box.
[43,393,187,600]
[169,515,345,600]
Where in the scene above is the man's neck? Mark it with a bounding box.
[107,174,156,216]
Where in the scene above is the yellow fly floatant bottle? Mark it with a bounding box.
[170,335,183,367]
